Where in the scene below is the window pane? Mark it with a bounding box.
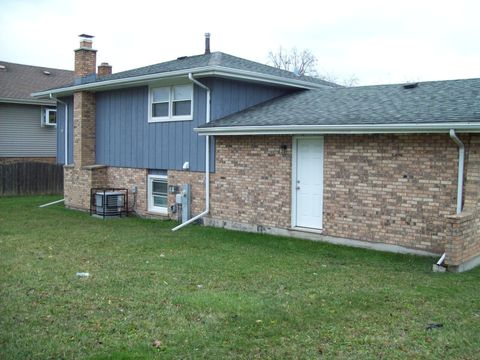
[152,180,167,194]
[152,103,169,117]
[153,195,167,207]
[152,87,169,102]
[173,85,192,101]
[173,100,191,116]
[48,110,57,124]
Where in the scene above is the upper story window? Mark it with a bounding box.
[41,107,56,126]
[149,84,193,122]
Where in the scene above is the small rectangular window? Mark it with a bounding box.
[148,175,168,214]
[43,108,57,126]
[149,84,193,122]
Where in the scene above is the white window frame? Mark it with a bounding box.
[148,174,169,214]
[42,107,57,127]
[148,84,193,123]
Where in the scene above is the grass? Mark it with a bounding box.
[0,196,479,359]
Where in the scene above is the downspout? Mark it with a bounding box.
[436,129,465,268]
[449,129,464,215]
[50,94,69,165]
[172,73,210,231]
[41,94,67,209]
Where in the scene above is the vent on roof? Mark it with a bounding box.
[177,56,188,60]
[403,82,418,89]
[43,70,51,75]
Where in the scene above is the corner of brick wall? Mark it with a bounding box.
[445,134,480,268]
[64,165,107,211]
[444,211,478,266]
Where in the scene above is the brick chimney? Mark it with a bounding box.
[73,34,97,168]
[97,62,112,76]
[74,34,97,78]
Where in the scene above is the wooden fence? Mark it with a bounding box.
[0,162,63,196]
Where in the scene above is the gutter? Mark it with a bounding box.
[194,123,480,135]
[31,66,325,98]
[50,94,69,165]
[172,73,211,231]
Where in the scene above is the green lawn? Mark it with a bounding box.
[0,196,479,359]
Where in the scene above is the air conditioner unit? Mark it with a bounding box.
[95,191,125,216]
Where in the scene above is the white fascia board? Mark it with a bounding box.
[31,66,327,98]
[0,97,56,106]
[194,123,480,135]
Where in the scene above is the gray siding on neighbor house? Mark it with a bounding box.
[56,96,74,165]
[0,103,56,157]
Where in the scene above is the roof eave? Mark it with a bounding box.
[0,97,56,106]
[194,123,480,135]
[31,65,328,98]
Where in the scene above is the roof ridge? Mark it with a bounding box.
[0,60,73,73]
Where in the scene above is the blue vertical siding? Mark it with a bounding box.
[209,78,290,120]
[95,86,209,171]
[56,96,73,165]
[94,78,289,171]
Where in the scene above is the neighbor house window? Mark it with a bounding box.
[148,175,168,214]
[149,84,193,122]
[42,107,57,126]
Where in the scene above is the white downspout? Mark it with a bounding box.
[50,94,69,165]
[172,73,211,231]
[436,129,465,268]
[449,129,464,215]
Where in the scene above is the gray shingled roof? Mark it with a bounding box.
[0,61,73,103]
[91,52,336,86]
[199,78,480,128]
[37,52,337,93]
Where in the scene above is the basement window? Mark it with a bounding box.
[148,175,168,214]
[149,84,193,122]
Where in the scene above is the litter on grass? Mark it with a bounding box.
[76,272,90,278]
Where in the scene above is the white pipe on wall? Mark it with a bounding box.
[449,129,465,215]
[51,94,69,165]
[172,74,211,231]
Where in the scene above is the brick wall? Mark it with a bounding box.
[210,136,292,229]
[64,165,107,210]
[107,167,148,215]
[323,134,458,253]
[209,134,466,254]
[168,170,206,217]
[445,135,480,268]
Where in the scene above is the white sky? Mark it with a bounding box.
[1,0,479,85]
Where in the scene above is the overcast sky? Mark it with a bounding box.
[1,0,479,85]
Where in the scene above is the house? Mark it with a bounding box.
[0,61,73,164]
[33,34,480,272]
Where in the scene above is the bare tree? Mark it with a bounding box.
[268,47,360,86]
[268,47,318,77]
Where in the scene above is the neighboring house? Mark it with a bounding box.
[0,61,73,164]
[33,35,480,272]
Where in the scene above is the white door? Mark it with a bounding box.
[294,137,324,229]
